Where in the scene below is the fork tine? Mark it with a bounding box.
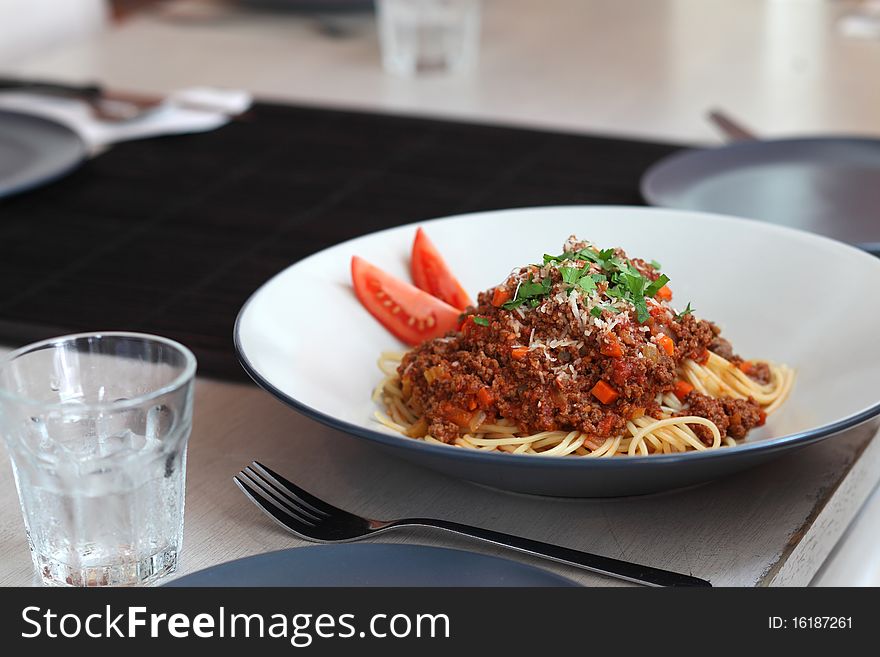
[233,475,317,539]
[241,466,324,523]
[251,461,341,517]
[237,470,319,527]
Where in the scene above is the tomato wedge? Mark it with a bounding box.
[351,256,460,346]
[410,228,473,310]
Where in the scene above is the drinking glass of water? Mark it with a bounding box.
[0,332,196,586]
[377,0,482,76]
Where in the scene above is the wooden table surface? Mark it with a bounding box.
[2,0,880,586]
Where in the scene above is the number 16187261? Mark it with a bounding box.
[768,617,852,630]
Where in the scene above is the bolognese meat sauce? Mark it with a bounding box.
[397,237,768,444]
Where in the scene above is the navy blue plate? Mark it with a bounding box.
[0,109,86,199]
[641,137,880,254]
[165,543,576,587]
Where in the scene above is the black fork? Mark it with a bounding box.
[234,461,711,587]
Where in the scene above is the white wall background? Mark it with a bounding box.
[0,0,108,65]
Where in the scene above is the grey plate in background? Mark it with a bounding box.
[0,109,86,199]
[641,137,880,253]
[165,543,576,586]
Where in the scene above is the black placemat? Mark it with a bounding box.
[0,102,683,381]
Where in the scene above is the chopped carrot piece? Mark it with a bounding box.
[591,380,619,405]
[492,287,512,307]
[655,285,672,301]
[600,333,623,358]
[648,305,668,320]
[738,361,754,375]
[696,349,710,365]
[460,315,490,335]
[510,346,529,360]
[657,334,675,356]
[757,409,767,426]
[476,387,494,407]
[673,380,694,401]
[440,403,472,427]
[460,316,476,335]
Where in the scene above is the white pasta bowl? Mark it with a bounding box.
[234,206,880,496]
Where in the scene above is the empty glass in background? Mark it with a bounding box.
[0,333,196,586]
[377,0,482,76]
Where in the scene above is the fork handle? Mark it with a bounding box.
[389,518,710,587]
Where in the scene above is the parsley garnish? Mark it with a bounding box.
[473,317,489,327]
[623,270,647,297]
[502,275,552,310]
[644,274,670,298]
[576,276,596,293]
[560,265,582,285]
[510,245,672,324]
[633,297,649,324]
[675,303,694,321]
[606,285,625,300]
[590,304,619,318]
[520,277,551,297]
[556,263,603,295]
